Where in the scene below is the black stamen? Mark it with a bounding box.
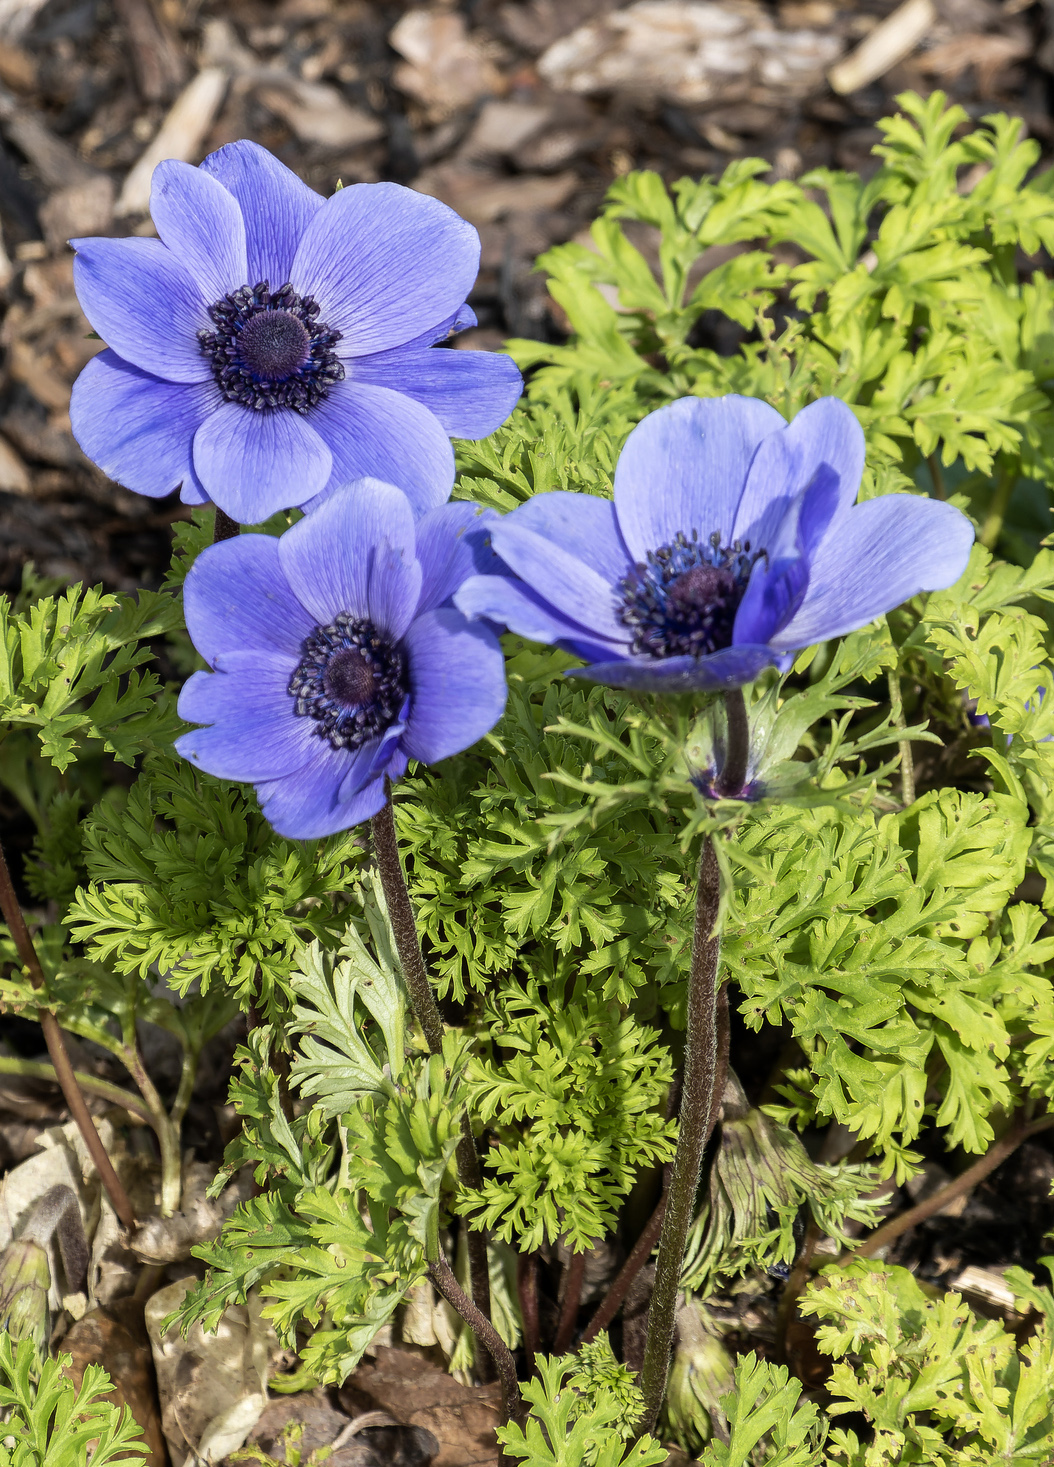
[198,280,344,414]
[289,614,406,750]
[618,530,760,660]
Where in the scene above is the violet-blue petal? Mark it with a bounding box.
[504,491,633,585]
[307,378,455,514]
[569,644,782,692]
[395,303,477,354]
[351,346,522,438]
[614,396,785,561]
[290,182,480,357]
[413,502,498,615]
[771,495,974,652]
[486,522,629,645]
[200,139,323,289]
[732,554,810,648]
[368,540,423,642]
[193,400,332,523]
[342,718,407,801]
[454,574,626,663]
[402,609,506,763]
[278,478,416,626]
[70,351,216,500]
[732,397,865,550]
[150,159,247,302]
[183,534,315,663]
[255,742,380,839]
[71,237,212,384]
[176,657,316,781]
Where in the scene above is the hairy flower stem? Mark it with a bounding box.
[715,688,749,797]
[887,666,915,807]
[553,1244,590,1354]
[213,507,240,543]
[635,835,723,1439]
[517,1251,540,1370]
[0,838,136,1231]
[371,791,493,1335]
[429,1256,524,1446]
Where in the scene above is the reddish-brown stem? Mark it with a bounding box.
[582,1193,667,1344]
[0,838,136,1230]
[213,507,240,543]
[841,1111,1054,1264]
[553,1245,589,1355]
[517,1250,539,1371]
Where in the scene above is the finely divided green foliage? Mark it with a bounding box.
[0,1336,149,1467]
[510,91,1054,487]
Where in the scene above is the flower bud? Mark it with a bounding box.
[0,1238,51,1352]
[661,1297,735,1452]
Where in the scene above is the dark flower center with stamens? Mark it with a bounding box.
[618,530,760,659]
[198,280,345,414]
[289,614,407,750]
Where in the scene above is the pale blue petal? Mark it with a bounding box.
[200,139,323,288]
[255,742,375,838]
[183,534,315,663]
[402,609,506,763]
[771,496,975,651]
[278,478,415,626]
[350,345,522,438]
[454,574,626,663]
[368,540,423,641]
[150,159,248,302]
[193,401,332,523]
[70,350,217,499]
[569,644,780,692]
[72,237,212,383]
[487,521,628,644]
[306,377,455,515]
[290,182,479,356]
[505,491,633,585]
[415,501,499,615]
[732,397,865,551]
[614,396,785,561]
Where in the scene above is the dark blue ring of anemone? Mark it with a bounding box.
[618,529,762,659]
[198,279,345,413]
[289,613,407,750]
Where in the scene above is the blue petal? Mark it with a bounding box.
[278,478,416,627]
[351,346,522,438]
[396,303,477,354]
[256,744,386,838]
[200,140,323,289]
[614,396,785,562]
[414,501,499,615]
[771,495,975,652]
[569,644,781,692]
[193,402,332,523]
[732,465,839,645]
[341,719,408,801]
[504,491,632,585]
[368,539,423,642]
[183,533,315,664]
[487,521,629,645]
[732,397,865,551]
[290,182,480,356]
[306,377,455,515]
[402,609,506,763]
[176,653,316,780]
[150,159,247,303]
[72,237,212,383]
[454,574,626,662]
[70,350,214,499]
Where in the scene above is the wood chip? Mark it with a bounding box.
[828,0,937,95]
[116,67,229,216]
[256,78,383,150]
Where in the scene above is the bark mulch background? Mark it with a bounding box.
[1,2,1054,1465]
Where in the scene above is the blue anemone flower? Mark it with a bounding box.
[454,395,974,691]
[69,141,523,523]
[175,480,507,837]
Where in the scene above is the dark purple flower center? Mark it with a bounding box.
[289,614,407,751]
[618,530,760,659]
[198,280,345,414]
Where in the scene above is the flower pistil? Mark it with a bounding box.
[198,279,345,413]
[618,530,761,660]
[289,613,407,749]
